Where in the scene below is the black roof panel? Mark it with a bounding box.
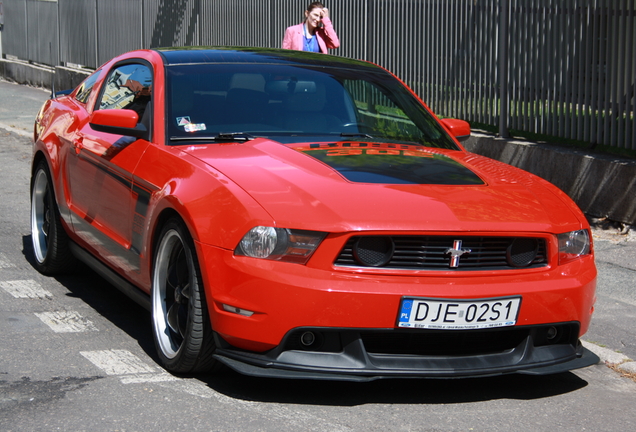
[154,46,379,71]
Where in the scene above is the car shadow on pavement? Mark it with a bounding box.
[21,235,158,361]
[194,366,589,405]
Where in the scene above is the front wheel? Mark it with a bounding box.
[30,160,76,275]
[151,218,218,373]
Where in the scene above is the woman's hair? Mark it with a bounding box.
[306,2,324,13]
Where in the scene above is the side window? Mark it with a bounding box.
[74,70,102,104]
[98,63,153,120]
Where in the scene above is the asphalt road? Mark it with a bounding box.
[1,79,635,431]
[586,236,636,361]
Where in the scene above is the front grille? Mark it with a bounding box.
[335,235,548,270]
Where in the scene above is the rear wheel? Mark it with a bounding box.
[30,160,76,275]
[151,218,218,373]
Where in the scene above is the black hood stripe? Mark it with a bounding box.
[295,142,484,185]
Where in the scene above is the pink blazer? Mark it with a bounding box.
[282,18,340,53]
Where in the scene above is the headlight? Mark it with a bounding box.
[236,227,327,264]
[557,229,591,265]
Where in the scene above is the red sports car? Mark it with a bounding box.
[31,47,597,380]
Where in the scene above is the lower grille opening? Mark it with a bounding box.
[282,324,579,357]
[362,324,579,356]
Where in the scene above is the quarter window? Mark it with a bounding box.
[74,70,101,104]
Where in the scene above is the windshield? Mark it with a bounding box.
[165,63,459,150]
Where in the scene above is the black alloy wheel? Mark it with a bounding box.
[30,160,76,274]
[151,218,218,373]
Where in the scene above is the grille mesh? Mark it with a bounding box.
[335,236,547,270]
[360,324,577,355]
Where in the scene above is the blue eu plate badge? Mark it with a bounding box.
[399,299,414,327]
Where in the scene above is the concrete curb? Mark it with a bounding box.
[0,122,32,138]
[464,132,636,226]
[0,58,90,93]
[582,340,636,376]
[618,362,636,374]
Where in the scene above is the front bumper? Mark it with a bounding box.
[196,243,597,352]
[212,323,600,381]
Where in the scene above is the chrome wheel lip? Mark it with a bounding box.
[31,168,49,264]
[152,229,189,360]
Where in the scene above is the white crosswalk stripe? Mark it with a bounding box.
[35,310,99,333]
[120,373,180,384]
[0,279,52,299]
[80,349,158,376]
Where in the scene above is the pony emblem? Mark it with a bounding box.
[445,240,471,268]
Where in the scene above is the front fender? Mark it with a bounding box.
[133,144,274,290]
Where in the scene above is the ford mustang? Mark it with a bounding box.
[31,47,598,381]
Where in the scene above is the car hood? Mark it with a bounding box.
[184,139,582,233]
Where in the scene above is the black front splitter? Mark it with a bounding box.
[212,342,600,382]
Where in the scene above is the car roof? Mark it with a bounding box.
[153,46,381,72]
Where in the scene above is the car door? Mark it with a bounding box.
[66,61,153,275]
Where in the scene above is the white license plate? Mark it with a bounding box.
[397,297,521,330]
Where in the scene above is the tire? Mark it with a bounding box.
[30,160,76,275]
[151,218,218,373]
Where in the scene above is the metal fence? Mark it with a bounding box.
[1,0,634,150]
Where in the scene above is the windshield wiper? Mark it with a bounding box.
[341,132,374,139]
[170,132,256,142]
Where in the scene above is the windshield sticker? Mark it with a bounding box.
[177,116,191,126]
[184,123,207,132]
[294,142,484,185]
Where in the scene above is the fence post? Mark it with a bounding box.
[140,0,144,48]
[24,0,28,63]
[0,1,3,58]
[498,0,510,138]
[95,0,99,68]
[56,0,60,66]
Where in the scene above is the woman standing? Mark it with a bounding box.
[282,2,340,53]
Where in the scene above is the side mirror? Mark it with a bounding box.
[54,89,73,98]
[440,118,471,142]
[89,109,148,139]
